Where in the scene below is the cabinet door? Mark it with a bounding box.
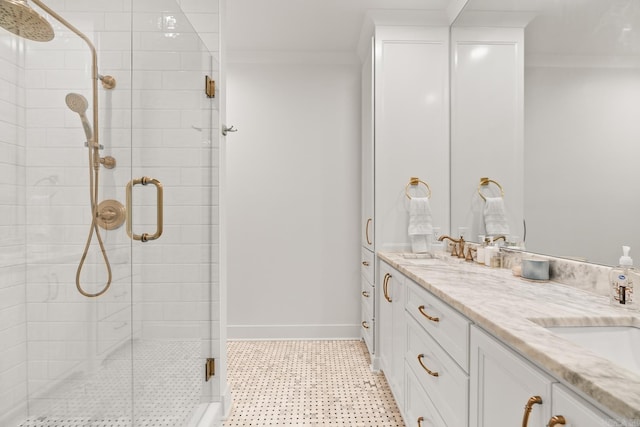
[470,326,554,427]
[361,38,374,250]
[374,27,450,250]
[378,262,406,404]
[549,384,612,426]
[378,263,395,383]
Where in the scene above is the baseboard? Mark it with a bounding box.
[227,324,361,340]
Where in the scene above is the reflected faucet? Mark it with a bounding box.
[438,235,465,259]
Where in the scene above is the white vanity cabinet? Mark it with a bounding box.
[470,325,554,427]
[378,255,627,427]
[378,261,406,405]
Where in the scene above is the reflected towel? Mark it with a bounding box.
[484,197,510,236]
[408,197,433,253]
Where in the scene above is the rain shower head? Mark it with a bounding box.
[65,93,93,142]
[0,0,54,42]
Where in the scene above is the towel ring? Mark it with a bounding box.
[478,177,504,201]
[405,177,432,199]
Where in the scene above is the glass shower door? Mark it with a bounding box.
[129,0,217,425]
[0,0,218,425]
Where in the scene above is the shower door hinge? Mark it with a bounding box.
[205,76,215,98]
[205,357,215,381]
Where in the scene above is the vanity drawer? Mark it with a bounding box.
[405,361,447,427]
[361,248,374,285]
[361,275,374,317]
[406,315,468,427]
[361,301,374,355]
[406,279,470,371]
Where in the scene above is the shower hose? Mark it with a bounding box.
[75,145,113,298]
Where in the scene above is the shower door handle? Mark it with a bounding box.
[126,176,164,242]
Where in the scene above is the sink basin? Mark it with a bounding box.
[545,325,640,375]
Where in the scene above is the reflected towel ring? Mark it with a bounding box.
[405,177,432,199]
[478,177,504,201]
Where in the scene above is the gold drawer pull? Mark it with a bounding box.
[417,354,439,377]
[362,321,370,329]
[522,396,542,427]
[362,261,370,266]
[365,218,372,245]
[383,273,392,303]
[547,416,566,427]
[417,416,424,427]
[418,305,439,322]
[361,290,370,298]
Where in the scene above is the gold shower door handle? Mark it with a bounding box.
[126,176,164,242]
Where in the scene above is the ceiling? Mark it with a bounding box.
[225,0,452,53]
[224,0,640,58]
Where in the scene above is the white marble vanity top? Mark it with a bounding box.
[378,251,640,422]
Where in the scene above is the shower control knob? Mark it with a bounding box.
[100,156,116,169]
[96,200,126,230]
[100,75,116,90]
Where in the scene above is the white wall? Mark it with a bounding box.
[525,65,640,264]
[226,57,361,339]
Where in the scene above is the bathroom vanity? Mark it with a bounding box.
[376,252,640,427]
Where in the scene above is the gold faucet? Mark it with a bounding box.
[491,235,506,242]
[438,235,466,258]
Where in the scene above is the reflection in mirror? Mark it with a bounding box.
[452,0,640,266]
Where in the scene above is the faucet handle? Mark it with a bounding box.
[450,243,459,257]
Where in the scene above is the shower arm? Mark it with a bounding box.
[32,0,108,159]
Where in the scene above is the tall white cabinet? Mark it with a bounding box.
[360,25,450,365]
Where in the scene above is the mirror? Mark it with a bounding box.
[452,0,640,266]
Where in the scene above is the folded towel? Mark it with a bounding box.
[408,197,433,253]
[484,196,510,236]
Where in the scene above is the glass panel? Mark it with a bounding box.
[0,1,136,425]
[19,2,134,425]
[130,0,214,424]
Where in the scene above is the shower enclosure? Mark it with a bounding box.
[0,0,222,425]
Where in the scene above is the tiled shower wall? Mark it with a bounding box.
[1,0,220,423]
[0,35,28,421]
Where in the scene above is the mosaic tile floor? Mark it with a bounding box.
[224,340,405,427]
[18,340,202,427]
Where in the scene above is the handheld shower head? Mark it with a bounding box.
[65,93,93,142]
[0,0,54,42]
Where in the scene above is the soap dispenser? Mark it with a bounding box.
[609,246,637,309]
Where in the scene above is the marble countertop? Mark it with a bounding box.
[378,251,640,422]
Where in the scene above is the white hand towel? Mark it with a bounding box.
[484,196,510,236]
[408,197,433,253]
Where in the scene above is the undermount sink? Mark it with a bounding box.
[545,324,640,376]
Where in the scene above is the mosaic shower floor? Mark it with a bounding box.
[17,340,203,427]
[223,340,405,427]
